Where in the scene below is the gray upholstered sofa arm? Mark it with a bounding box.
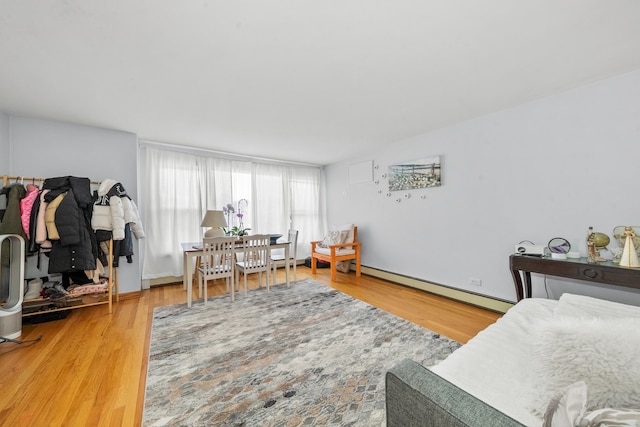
[386,359,525,427]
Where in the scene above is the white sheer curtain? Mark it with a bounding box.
[289,166,324,260]
[141,148,202,279]
[140,144,324,280]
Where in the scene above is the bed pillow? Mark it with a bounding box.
[555,293,640,319]
[543,381,587,427]
[530,317,640,417]
[580,408,640,426]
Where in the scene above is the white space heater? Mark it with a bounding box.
[0,234,25,339]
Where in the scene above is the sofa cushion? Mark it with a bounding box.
[317,230,349,248]
[332,223,355,243]
[314,246,356,256]
[530,316,640,416]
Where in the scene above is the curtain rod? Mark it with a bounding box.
[2,175,101,186]
[138,139,321,168]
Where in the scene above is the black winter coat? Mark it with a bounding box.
[42,177,97,274]
[28,190,41,254]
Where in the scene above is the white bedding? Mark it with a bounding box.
[431,294,640,427]
[431,298,557,426]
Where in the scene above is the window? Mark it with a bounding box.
[140,145,324,279]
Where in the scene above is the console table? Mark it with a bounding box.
[510,254,640,301]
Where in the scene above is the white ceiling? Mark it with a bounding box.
[1,1,640,165]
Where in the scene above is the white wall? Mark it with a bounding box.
[324,69,640,304]
[0,112,9,171]
[4,115,141,294]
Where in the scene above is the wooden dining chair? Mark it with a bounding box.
[193,236,236,307]
[235,234,271,296]
[271,229,299,286]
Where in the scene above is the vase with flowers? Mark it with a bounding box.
[221,202,251,236]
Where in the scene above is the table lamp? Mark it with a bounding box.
[200,210,227,237]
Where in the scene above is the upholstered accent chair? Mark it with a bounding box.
[310,224,361,282]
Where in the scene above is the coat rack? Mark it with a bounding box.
[1,173,118,315]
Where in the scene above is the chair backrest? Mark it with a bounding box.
[201,236,235,279]
[239,234,271,271]
[287,229,299,259]
[337,225,357,250]
[335,224,356,244]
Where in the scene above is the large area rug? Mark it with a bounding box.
[143,279,460,426]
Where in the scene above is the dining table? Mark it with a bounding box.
[181,239,292,302]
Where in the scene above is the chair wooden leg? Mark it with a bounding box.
[203,276,208,305]
[311,256,317,274]
[293,261,297,283]
[331,265,337,282]
[266,267,270,292]
[228,276,235,302]
[197,270,202,305]
[194,256,201,296]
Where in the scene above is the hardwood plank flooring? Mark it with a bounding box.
[0,267,502,427]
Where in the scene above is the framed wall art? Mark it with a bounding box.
[388,155,441,191]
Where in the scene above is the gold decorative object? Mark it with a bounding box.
[619,226,640,268]
[587,226,609,263]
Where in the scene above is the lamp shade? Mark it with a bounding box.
[201,210,227,237]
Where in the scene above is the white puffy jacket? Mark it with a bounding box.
[91,179,145,240]
[122,197,145,238]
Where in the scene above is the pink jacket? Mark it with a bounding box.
[20,184,40,239]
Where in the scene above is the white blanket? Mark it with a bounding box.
[432,294,640,426]
[431,298,557,426]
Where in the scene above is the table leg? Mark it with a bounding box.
[284,245,290,287]
[185,252,195,308]
[510,268,524,302]
[186,253,192,308]
[183,252,188,290]
[523,271,532,299]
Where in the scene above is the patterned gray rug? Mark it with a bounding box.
[143,279,460,426]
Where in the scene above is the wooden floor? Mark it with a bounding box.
[0,267,502,427]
